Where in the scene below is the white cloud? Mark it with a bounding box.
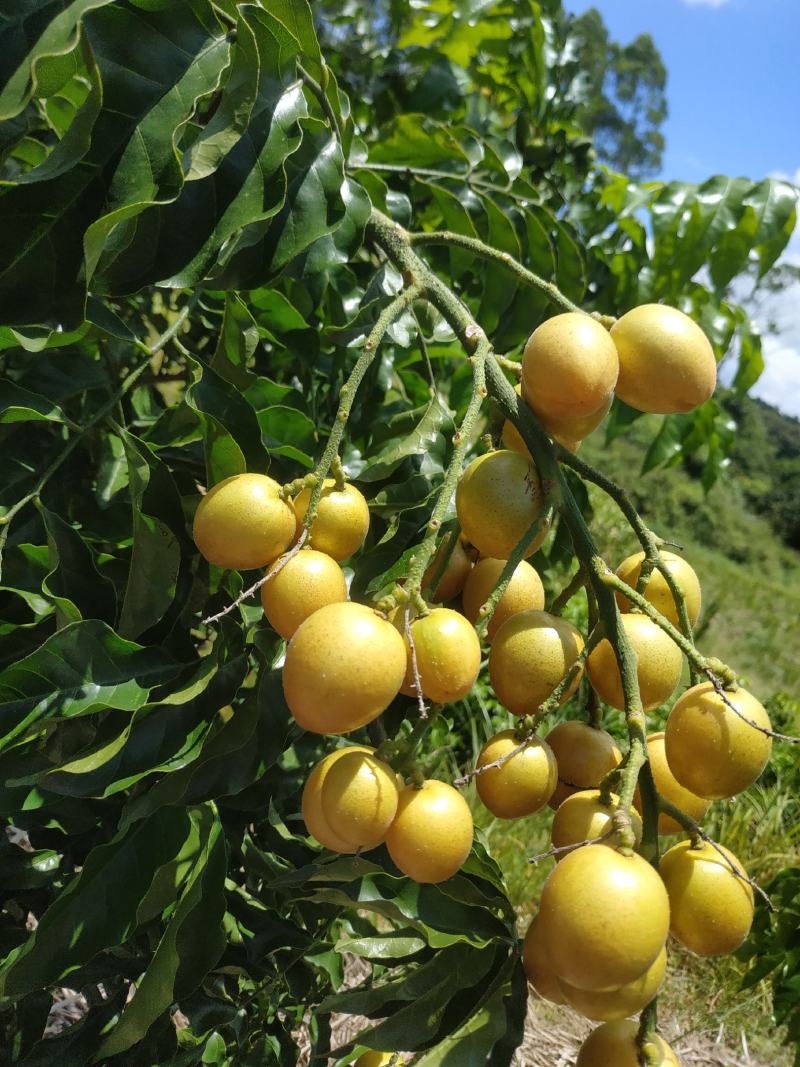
[681,0,733,7]
[751,339,800,417]
[768,167,800,186]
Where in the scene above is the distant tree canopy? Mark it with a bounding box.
[316,0,669,178]
[570,7,667,176]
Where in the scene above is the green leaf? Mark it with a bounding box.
[0,0,112,120]
[0,380,72,425]
[267,0,323,80]
[0,620,183,752]
[94,805,227,1060]
[358,396,454,483]
[0,806,198,996]
[209,294,259,389]
[41,506,117,627]
[117,430,184,641]
[185,355,269,485]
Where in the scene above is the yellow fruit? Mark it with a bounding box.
[455,450,546,560]
[320,750,399,851]
[522,312,619,419]
[283,603,406,734]
[561,945,666,1022]
[293,479,370,560]
[301,746,373,852]
[522,914,567,1005]
[660,839,754,956]
[664,682,772,799]
[551,789,642,854]
[475,731,557,818]
[539,845,669,991]
[544,722,623,810]
[489,610,585,717]
[260,549,347,639]
[354,1053,398,1067]
[386,780,473,884]
[193,473,295,570]
[634,732,710,835]
[587,613,683,712]
[503,385,611,456]
[422,532,473,602]
[576,1020,680,1066]
[615,550,702,628]
[399,608,481,704]
[611,303,717,414]
[462,558,545,641]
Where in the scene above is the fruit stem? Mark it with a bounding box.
[303,282,422,527]
[201,528,309,625]
[636,1002,661,1066]
[549,564,587,615]
[559,448,700,677]
[407,229,584,314]
[657,797,773,909]
[475,507,554,639]
[421,524,461,602]
[454,629,602,788]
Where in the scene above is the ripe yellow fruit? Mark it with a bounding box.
[522,312,619,419]
[586,613,683,712]
[611,303,717,414]
[302,746,374,852]
[260,549,347,639]
[399,608,481,704]
[615,550,702,628]
[422,532,473,602]
[660,839,754,956]
[550,789,642,854]
[354,1053,399,1067]
[664,682,772,799]
[193,473,295,570]
[386,780,473,884]
[475,731,557,818]
[561,945,666,1022]
[462,558,545,641]
[634,732,710,835]
[455,450,546,560]
[503,385,611,456]
[576,1020,680,1066]
[489,610,584,718]
[292,479,370,560]
[320,750,399,851]
[544,722,623,810]
[283,603,406,734]
[539,845,669,991]
[522,914,567,1005]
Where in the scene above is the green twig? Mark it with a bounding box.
[559,447,700,676]
[475,507,554,638]
[409,229,583,314]
[303,284,422,527]
[549,565,587,616]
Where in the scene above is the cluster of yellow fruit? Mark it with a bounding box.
[190,305,767,1064]
[504,303,717,458]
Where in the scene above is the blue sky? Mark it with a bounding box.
[566,0,800,415]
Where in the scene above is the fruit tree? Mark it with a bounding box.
[0,1,798,1065]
